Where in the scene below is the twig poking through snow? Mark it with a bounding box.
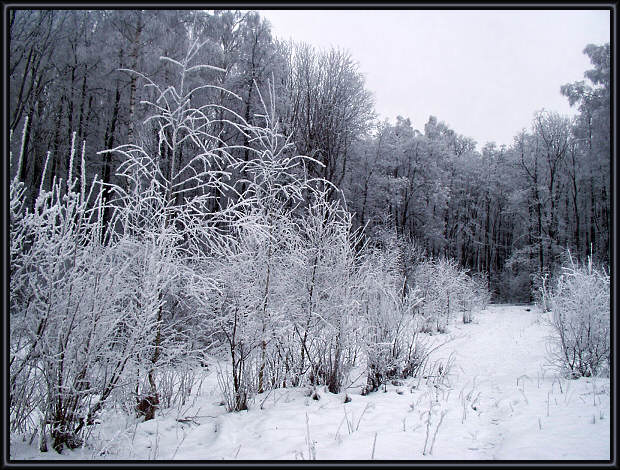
[170,428,187,460]
[429,410,448,455]
[305,413,316,460]
[422,397,433,455]
[371,432,378,459]
[356,403,371,431]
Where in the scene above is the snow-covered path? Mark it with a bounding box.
[11,304,610,461]
[435,304,552,458]
[431,304,610,460]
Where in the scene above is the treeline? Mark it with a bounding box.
[9,10,610,301]
[9,10,372,212]
[343,46,609,300]
[9,10,609,301]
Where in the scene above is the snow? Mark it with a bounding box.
[10,304,610,461]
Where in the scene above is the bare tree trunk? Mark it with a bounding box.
[258,222,273,393]
[127,10,143,143]
[101,72,121,235]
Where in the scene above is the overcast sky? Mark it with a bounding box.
[258,9,610,148]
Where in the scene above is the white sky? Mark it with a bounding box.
[258,9,610,148]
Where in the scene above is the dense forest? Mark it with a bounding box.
[9,9,610,455]
[9,10,610,300]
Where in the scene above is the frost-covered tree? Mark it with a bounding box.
[281,41,375,188]
[561,43,610,263]
[547,254,610,378]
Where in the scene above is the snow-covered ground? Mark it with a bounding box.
[10,304,610,461]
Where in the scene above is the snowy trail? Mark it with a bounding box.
[433,304,609,460]
[11,304,610,461]
[433,304,551,459]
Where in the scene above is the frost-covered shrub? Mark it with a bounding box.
[547,256,610,378]
[293,189,362,394]
[9,139,144,451]
[360,240,402,394]
[532,269,552,312]
[458,272,491,323]
[359,233,425,394]
[363,317,430,395]
[414,258,460,332]
[413,258,489,331]
[200,222,277,411]
[414,259,445,332]
[197,187,362,404]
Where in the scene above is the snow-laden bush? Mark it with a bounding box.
[414,258,456,332]
[193,187,363,407]
[532,269,552,312]
[198,220,281,411]
[458,272,491,323]
[359,231,426,394]
[547,255,610,378]
[413,258,490,332]
[290,188,363,394]
[108,42,303,413]
[357,235,490,394]
[9,135,143,452]
[9,38,287,446]
[359,244,402,394]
